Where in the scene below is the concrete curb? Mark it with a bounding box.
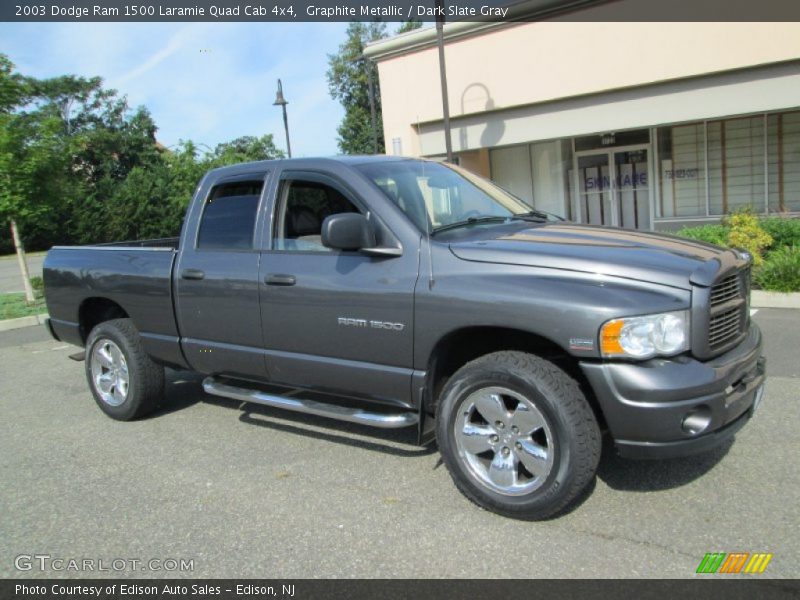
[751,290,800,309]
[0,313,48,333]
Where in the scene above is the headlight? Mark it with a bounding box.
[600,310,690,359]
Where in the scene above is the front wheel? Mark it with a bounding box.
[85,318,165,421]
[436,351,601,520]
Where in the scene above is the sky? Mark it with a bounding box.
[0,21,355,156]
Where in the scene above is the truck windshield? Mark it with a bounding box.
[355,160,535,234]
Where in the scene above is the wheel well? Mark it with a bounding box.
[425,326,606,429]
[78,298,129,343]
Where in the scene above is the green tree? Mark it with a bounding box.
[0,54,28,111]
[326,21,422,155]
[102,136,285,243]
[210,134,284,166]
[396,20,423,34]
[0,56,164,248]
[327,22,387,155]
[0,58,72,242]
[0,53,289,254]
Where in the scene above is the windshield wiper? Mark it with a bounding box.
[511,210,551,222]
[431,215,509,235]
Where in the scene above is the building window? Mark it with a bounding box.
[768,111,800,213]
[707,116,765,216]
[489,140,573,219]
[530,140,572,219]
[489,145,533,205]
[657,124,706,218]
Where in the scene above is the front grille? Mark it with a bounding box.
[710,274,741,307]
[708,307,742,350]
[705,268,749,353]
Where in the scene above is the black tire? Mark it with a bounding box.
[84,318,165,421]
[436,351,601,520]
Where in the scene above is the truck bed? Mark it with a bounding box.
[43,238,184,369]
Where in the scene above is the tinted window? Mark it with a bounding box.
[197,180,263,249]
[274,179,359,252]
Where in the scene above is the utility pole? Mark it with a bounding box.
[435,0,454,163]
[365,60,379,154]
[10,219,35,303]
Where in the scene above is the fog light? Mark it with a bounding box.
[681,406,711,435]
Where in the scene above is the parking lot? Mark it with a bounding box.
[0,253,44,294]
[1,309,797,579]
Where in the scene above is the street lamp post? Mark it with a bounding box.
[273,79,292,158]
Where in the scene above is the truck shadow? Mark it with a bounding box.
[149,369,205,415]
[156,372,730,491]
[154,369,436,458]
[235,408,436,458]
[595,436,732,492]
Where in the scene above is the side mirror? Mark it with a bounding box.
[321,213,403,257]
[321,213,376,251]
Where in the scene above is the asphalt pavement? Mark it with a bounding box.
[0,309,797,578]
[0,253,45,294]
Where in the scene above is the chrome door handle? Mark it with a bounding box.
[181,268,205,280]
[265,273,296,286]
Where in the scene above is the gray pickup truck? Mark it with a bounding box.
[43,156,766,519]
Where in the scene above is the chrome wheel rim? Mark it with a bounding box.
[90,339,129,407]
[454,386,555,496]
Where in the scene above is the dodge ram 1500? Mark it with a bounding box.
[44,156,766,519]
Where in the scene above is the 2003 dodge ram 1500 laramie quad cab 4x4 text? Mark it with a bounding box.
[43,156,766,519]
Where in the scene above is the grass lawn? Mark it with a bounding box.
[0,250,47,260]
[0,292,47,320]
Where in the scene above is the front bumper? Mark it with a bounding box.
[580,323,766,459]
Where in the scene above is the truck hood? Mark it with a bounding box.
[447,223,739,289]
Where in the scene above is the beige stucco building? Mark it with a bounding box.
[365,6,800,231]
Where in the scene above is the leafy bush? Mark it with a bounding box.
[30,276,44,294]
[760,217,800,250]
[676,224,729,247]
[724,211,772,266]
[755,246,800,292]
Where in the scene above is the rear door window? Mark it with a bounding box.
[196,180,264,250]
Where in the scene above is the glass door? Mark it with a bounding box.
[577,153,613,226]
[613,148,650,230]
[574,145,651,230]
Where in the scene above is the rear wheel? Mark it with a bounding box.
[436,351,601,520]
[85,318,164,420]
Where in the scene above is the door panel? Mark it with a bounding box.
[260,252,418,405]
[175,174,268,378]
[176,252,263,377]
[259,171,420,407]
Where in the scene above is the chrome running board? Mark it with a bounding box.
[202,377,419,429]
